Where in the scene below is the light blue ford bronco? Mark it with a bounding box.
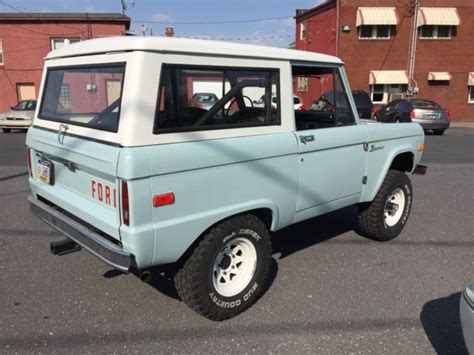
[26,37,426,320]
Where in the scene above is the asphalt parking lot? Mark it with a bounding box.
[0,128,473,353]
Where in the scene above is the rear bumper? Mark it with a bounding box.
[28,193,133,272]
[412,118,450,130]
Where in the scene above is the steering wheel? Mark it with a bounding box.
[225,95,254,116]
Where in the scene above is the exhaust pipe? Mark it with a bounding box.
[50,238,81,256]
[140,270,152,283]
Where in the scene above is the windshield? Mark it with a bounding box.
[39,64,125,132]
[13,100,36,111]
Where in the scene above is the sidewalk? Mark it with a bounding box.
[450,122,474,128]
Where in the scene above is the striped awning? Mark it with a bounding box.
[428,72,452,81]
[369,70,408,85]
[356,7,399,27]
[469,72,474,86]
[417,8,460,27]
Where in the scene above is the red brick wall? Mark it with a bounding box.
[296,0,474,122]
[295,3,337,106]
[0,21,127,113]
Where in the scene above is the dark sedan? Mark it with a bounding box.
[375,99,450,135]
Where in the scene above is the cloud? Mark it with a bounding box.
[152,13,175,23]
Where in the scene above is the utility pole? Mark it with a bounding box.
[407,0,420,96]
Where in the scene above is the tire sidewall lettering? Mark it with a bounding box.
[209,282,259,309]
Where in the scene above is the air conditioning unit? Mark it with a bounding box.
[86,84,97,92]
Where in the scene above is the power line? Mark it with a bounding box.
[130,16,293,25]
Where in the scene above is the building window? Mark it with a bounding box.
[419,25,452,39]
[297,76,308,92]
[0,38,3,65]
[51,38,80,50]
[359,25,394,39]
[58,84,71,110]
[370,84,406,104]
[469,87,474,104]
[300,21,306,40]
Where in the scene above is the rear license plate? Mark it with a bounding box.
[424,113,439,119]
[37,159,54,185]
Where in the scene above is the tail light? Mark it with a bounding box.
[445,109,451,120]
[27,148,32,178]
[410,110,416,120]
[121,180,130,226]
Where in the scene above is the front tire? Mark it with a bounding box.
[357,170,413,241]
[174,214,272,321]
[2,128,11,133]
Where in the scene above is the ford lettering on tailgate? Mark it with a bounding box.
[91,180,117,208]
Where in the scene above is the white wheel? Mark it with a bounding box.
[212,237,257,297]
[384,188,406,227]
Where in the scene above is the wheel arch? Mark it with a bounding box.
[173,205,278,268]
[361,148,416,202]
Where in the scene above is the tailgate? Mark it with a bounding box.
[26,127,122,240]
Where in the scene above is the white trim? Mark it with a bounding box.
[469,86,474,104]
[300,21,306,40]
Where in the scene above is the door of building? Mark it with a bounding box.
[17,83,36,102]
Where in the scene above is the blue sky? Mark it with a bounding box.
[0,0,322,47]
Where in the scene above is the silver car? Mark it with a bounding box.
[461,285,474,354]
[375,99,450,135]
[0,100,36,133]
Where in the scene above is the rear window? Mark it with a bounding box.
[411,100,441,109]
[352,92,372,108]
[39,64,125,132]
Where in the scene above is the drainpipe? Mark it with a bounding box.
[407,0,420,96]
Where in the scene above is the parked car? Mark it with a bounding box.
[189,92,219,111]
[374,99,450,135]
[0,100,36,133]
[27,36,425,321]
[312,90,374,119]
[461,284,474,353]
[263,95,303,110]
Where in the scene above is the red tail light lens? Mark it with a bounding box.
[410,110,416,120]
[153,192,175,207]
[27,148,32,177]
[121,180,130,226]
[445,109,451,120]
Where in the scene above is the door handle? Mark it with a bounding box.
[299,135,315,144]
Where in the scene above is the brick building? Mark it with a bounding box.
[295,0,474,121]
[0,13,130,112]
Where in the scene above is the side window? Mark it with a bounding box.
[154,65,280,134]
[292,66,355,130]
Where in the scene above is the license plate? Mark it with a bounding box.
[37,159,53,185]
[424,113,438,119]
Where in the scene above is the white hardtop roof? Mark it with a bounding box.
[46,36,343,64]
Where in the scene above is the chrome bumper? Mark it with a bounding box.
[28,193,133,272]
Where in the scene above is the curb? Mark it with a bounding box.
[450,122,474,128]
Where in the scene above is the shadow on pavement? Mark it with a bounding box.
[0,171,28,181]
[420,292,468,354]
[272,205,358,259]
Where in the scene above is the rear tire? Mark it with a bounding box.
[433,129,445,135]
[174,214,272,321]
[2,128,11,133]
[357,170,413,241]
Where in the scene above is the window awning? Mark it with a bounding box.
[469,72,474,86]
[356,7,399,27]
[417,8,460,27]
[369,71,408,85]
[428,72,452,81]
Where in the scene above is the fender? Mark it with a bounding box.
[151,199,280,265]
[361,144,420,202]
